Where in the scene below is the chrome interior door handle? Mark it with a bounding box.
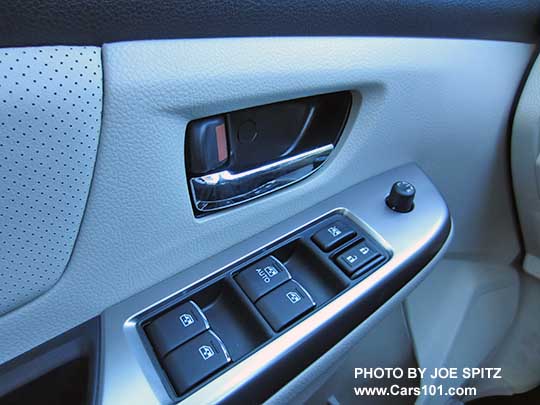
[190,144,334,212]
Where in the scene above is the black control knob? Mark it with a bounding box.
[386,181,415,213]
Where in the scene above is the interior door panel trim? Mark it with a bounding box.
[1,0,539,47]
[0,45,103,315]
[0,36,526,375]
[0,1,535,401]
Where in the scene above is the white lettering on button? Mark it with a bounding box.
[286,291,302,304]
[179,313,194,327]
[359,247,370,255]
[198,345,215,360]
[346,254,358,264]
[256,265,279,283]
[327,226,342,237]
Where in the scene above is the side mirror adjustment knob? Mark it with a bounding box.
[386,181,415,213]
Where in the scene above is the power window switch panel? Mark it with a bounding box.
[163,330,231,395]
[235,256,291,302]
[256,280,315,332]
[335,240,381,277]
[312,221,356,252]
[146,301,209,358]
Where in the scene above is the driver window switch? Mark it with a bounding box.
[146,301,209,358]
[235,256,291,302]
[163,330,231,395]
[255,280,315,332]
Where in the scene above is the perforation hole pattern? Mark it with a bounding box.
[0,46,102,315]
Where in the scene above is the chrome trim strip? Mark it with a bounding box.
[190,301,210,331]
[208,330,231,364]
[189,144,334,212]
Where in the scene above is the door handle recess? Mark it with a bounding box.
[185,91,352,215]
[190,144,333,212]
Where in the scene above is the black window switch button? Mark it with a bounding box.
[335,241,381,276]
[255,280,315,332]
[235,256,291,302]
[163,330,231,395]
[146,301,209,358]
[312,221,356,252]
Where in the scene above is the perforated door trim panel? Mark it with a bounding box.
[0,46,102,315]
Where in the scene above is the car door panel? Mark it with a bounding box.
[0,37,530,367]
[0,3,539,404]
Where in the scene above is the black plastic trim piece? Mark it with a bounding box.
[1,0,539,48]
[0,317,101,405]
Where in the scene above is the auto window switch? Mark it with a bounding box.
[163,330,231,395]
[335,240,381,277]
[235,256,291,302]
[312,221,356,252]
[146,301,209,358]
[256,280,315,332]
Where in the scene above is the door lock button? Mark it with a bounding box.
[312,220,356,252]
[146,301,209,358]
[335,240,381,277]
[163,330,231,395]
[255,280,315,331]
[235,256,291,302]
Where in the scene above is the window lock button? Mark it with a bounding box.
[312,221,356,252]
